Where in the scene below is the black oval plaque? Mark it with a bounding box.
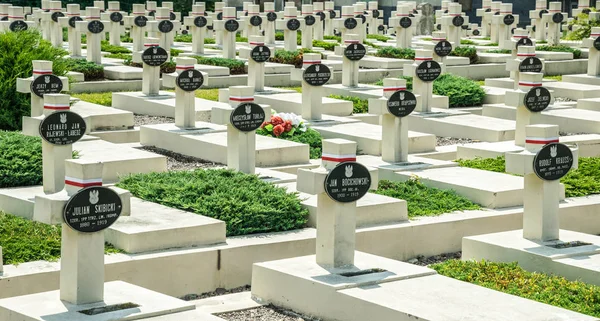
[344,17,357,29]
[39,111,86,145]
[400,16,412,28]
[267,11,277,22]
[387,90,417,117]
[158,20,174,33]
[110,12,122,22]
[64,186,123,233]
[518,57,543,73]
[9,20,28,31]
[583,8,592,15]
[372,9,380,18]
[344,43,366,61]
[452,15,464,27]
[51,11,64,23]
[552,12,564,23]
[170,12,176,20]
[434,40,452,57]
[436,23,442,31]
[230,102,265,132]
[31,74,63,98]
[533,143,573,181]
[516,37,534,48]
[324,162,371,203]
[0,16,7,21]
[194,16,207,28]
[378,24,385,31]
[87,20,104,34]
[594,37,600,51]
[68,16,83,28]
[539,9,548,18]
[524,86,551,112]
[142,46,169,66]
[303,64,331,86]
[225,19,239,32]
[176,69,204,92]
[329,10,336,19]
[416,60,442,82]
[503,14,515,25]
[148,10,155,17]
[251,45,271,63]
[473,29,480,36]
[304,15,315,26]
[287,18,300,31]
[250,15,262,26]
[316,11,325,21]
[181,29,188,35]
[134,15,147,27]
[356,14,366,24]
[217,12,223,20]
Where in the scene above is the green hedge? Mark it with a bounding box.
[328,95,369,114]
[65,58,104,81]
[374,47,415,59]
[0,131,43,188]
[0,30,68,131]
[193,56,246,75]
[100,40,131,54]
[313,40,336,51]
[433,74,486,107]
[117,169,309,236]
[433,260,600,318]
[268,49,323,68]
[450,46,478,63]
[536,45,582,59]
[257,127,323,159]
[366,34,389,42]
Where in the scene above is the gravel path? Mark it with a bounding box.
[554,97,575,103]
[181,285,251,301]
[139,146,223,171]
[560,131,587,136]
[406,252,462,266]
[436,137,474,146]
[134,114,174,126]
[218,305,320,321]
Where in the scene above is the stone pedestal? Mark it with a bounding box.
[214,7,244,59]
[276,6,304,51]
[389,4,412,49]
[59,4,82,57]
[542,2,566,46]
[16,60,69,118]
[75,7,107,64]
[183,4,210,55]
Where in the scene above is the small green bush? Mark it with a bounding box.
[0,30,68,131]
[313,40,336,51]
[236,35,248,43]
[257,127,323,159]
[174,34,192,42]
[120,33,132,43]
[433,74,486,107]
[374,178,480,217]
[460,39,475,45]
[171,48,184,57]
[328,95,369,114]
[65,58,104,81]
[105,53,132,60]
[123,57,176,75]
[193,56,246,74]
[433,260,600,318]
[374,47,416,59]
[366,34,389,42]
[536,45,582,59]
[0,131,43,188]
[456,156,505,173]
[486,49,512,54]
[565,11,600,40]
[100,40,131,54]
[450,46,478,63]
[483,42,499,46]
[323,35,342,42]
[117,169,309,236]
[268,49,323,68]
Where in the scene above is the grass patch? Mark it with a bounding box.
[72,92,113,106]
[171,48,184,57]
[433,74,486,107]
[192,56,246,75]
[65,58,104,81]
[486,49,511,54]
[0,131,43,188]
[483,42,499,46]
[105,53,132,60]
[116,169,309,236]
[0,211,122,264]
[268,49,323,68]
[280,87,302,93]
[100,41,131,54]
[536,45,582,59]
[328,95,368,114]
[450,46,478,64]
[366,34,389,42]
[374,47,415,59]
[433,260,600,318]
[460,39,476,45]
[195,88,220,101]
[457,156,600,197]
[544,75,563,81]
[373,178,480,217]
[313,40,336,51]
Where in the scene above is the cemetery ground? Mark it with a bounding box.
[5,2,600,320]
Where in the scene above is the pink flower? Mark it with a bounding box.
[271,116,284,126]
[273,124,285,137]
[284,120,293,132]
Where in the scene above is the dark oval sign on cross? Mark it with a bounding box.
[64,186,123,233]
[524,86,551,112]
[287,18,300,31]
[303,64,331,86]
[134,15,147,27]
[344,43,366,61]
[170,12,176,20]
[68,16,83,28]
[344,17,357,29]
[472,29,480,36]
[316,11,325,21]
[110,12,123,22]
[31,74,63,98]
[324,162,371,203]
[355,14,366,24]
[194,16,207,28]
[516,37,534,48]
[158,20,174,33]
[304,15,315,26]
[372,10,380,18]
[387,90,417,117]
[250,15,262,26]
[176,69,204,92]
[416,60,442,82]
[329,10,336,19]
[503,14,515,25]
[552,12,564,23]
[518,57,543,73]
[400,17,412,28]
[533,143,573,181]
[251,45,271,63]
[51,11,64,23]
[230,102,265,132]
[9,20,28,31]
[452,15,464,27]
[87,20,104,34]
[593,37,600,51]
[225,19,239,32]
[434,40,452,57]
[39,111,86,145]
[267,11,277,22]
[141,46,169,66]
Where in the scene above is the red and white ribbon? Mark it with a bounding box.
[396,13,409,16]
[176,65,194,70]
[517,53,536,57]
[44,103,70,110]
[9,15,24,19]
[321,153,356,162]
[525,137,559,144]
[519,81,542,87]
[415,57,433,61]
[65,177,103,188]
[591,33,600,37]
[303,60,321,65]
[224,16,236,19]
[432,37,446,41]
[87,16,100,20]
[384,86,406,92]
[344,39,359,44]
[229,96,254,102]
[67,13,81,16]
[144,43,159,47]
[249,41,264,46]
[33,69,53,75]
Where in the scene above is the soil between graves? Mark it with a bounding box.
[138,146,223,171]
[133,114,174,126]
[217,305,319,321]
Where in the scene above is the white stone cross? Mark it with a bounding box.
[58,4,83,57]
[336,34,363,88]
[486,1,502,44]
[573,0,591,17]
[212,2,225,46]
[215,7,244,59]
[291,53,331,121]
[243,4,262,38]
[1,6,36,33]
[312,2,325,41]
[492,4,519,49]
[16,60,69,118]
[151,7,181,58]
[301,4,316,49]
[441,3,466,47]
[183,3,211,55]
[297,139,378,268]
[261,2,278,46]
[138,37,163,96]
[239,35,273,93]
[368,78,414,163]
[76,7,108,64]
[505,124,578,242]
[124,4,148,53]
[212,86,270,174]
[353,2,367,42]
[507,45,544,90]
[404,49,443,113]
[276,6,304,51]
[367,1,382,36]
[529,0,548,42]
[0,3,9,24]
[324,1,337,37]
[238,1,252,38]
[503,28,531,57]
[100,1,126,47]
[38,0,51,40]
[584,27,600,76]
[542,2,567,46]
[476,0,492,38]
[505,72,548,146]
[424,31,451,64]
[334,6,360,44]
[162,1,181,21]
[41,1,64,48]
[162,57,208,128]
[389,4,413,49]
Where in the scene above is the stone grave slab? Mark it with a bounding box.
[194,63,231,76]
[142,310,227,321]
[254,92,354,116]
[140,122,310,166]
[356,154,457,180]
[564,74,600,87]
[279,182,408,227]
[463,229,600,287]
[251,252,596,321]
[104,65,144,80]
[477,53,510,64]
[71,100,134,131]
[326,55,412,69]
[312,122,436,155]
[482,86,511,104]
[534,51,575,61]
[322,83,382,97]
[0,281,196,321]
[542,81,600,100]
[389,167,565,208]
[105,197,226,253]
[577,97,600,111]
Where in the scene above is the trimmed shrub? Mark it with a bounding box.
[328,95,369,114]
[456,156,505,173]
[193,56,246,74]
[313,40,337,51]
[565,10,600,40]
[374,47,415,59]
[0,131,43,188]
[268,49,323,68]
[433,74,486,107]
[366,34,389,42]
[65,58,104,81]
[123,57,176,75]
[257,126,323,159]
[450,46,478,63]
[486,49,512,54]
[536,45,582,59]
[0,30,68,131]
[100,40,131,54]
[460,39,475,45]
[171,48,184,57]
[117,169,309,236]
[104,53,132,60]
